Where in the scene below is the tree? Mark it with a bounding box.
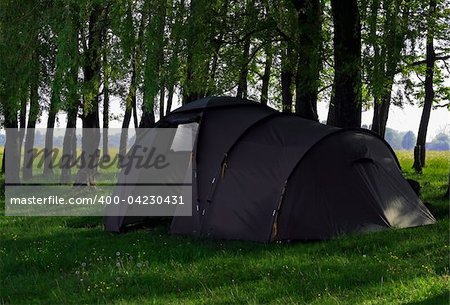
[59,2,82,184]
[75,2,108,185]
[0,0,40,183]
[292,0,322,121]
[413,0,436,172]
[384,128,402,150]
[182,0,212,104]
[236,0,256,100]
[365,0,411,138]
[401,131,416,150]
[102,30,110,160]
[327,0,362,128]
[119,1,147,157]
[22,35,41,180]
[280,42,295,113]
[260,42,273,104]
[428,133,450,151]
[140,0,166,127]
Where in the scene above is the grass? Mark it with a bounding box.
[0,151,449,304]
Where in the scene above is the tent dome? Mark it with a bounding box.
[106,96,435,242]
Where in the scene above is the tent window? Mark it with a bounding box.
[170,122,198,152]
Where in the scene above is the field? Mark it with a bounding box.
[0,151,448,304]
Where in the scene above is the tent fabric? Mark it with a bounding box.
[106,96,436,241]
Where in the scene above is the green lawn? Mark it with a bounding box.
[0,151,448,304]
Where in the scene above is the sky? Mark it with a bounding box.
[317,102,449,141]
[31,95,449,143]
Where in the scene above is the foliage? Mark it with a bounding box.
[428,132,450,151]
[401,130,416,150]
[385,128,404,150]
[398,0,450,109]
[0,0,447,126]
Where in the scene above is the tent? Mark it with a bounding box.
[105,96,435,242]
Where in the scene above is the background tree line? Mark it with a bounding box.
[0,0,448,183]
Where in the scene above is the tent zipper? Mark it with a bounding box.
[271,180,288,241]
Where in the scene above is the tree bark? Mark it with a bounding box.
[1,149,4,174]
[281,42,294,113]
[43,93,58,176]
[413,0,436,172]
[206,34,223,96]
[236,0,255,100]
[260,43,273,105]
[141,0,165,126]
[102,54,110,159]
[166,84,174,114]
[60,67,79,184]
[327,0,362,128]
[3,109,20,183]
[159,86,165,119]
[75,3,104,185]
[371,0,409,138]
[293,0,321,121]
[18,93,27,160]
[182,0,207,104]
[22,50,40,180]
[236,37,251,99]
[60,5,80,184]
[371,94,391,138]
[119,60,136,158]
[119,106,132,158]
[139,105,155,128]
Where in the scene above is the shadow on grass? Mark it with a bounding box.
[405,291,449,305]
[65,216,103,228]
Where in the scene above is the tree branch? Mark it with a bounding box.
[409,54,450,67]
[318,84,333,94]
[433,103,449,109]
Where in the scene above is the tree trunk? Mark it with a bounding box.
[413,0,436,172]
[119,106,132,158]
[371,0,408,138]
[22,50,40,180]
[207,34,223,96]
[1,149,4,174]
[141,0,165,125]
[60,5,80,184]
[43,93,58,176]
[60,67,79,184]
[371,94,391,138]
[182,0,206,104]
[236,0,256,100]
[139,103,155,128]
[102,62,110,159]
[102,84,109,158]
[236,38,251,99]
[327,0,362,128]
[119,59,137,158]
[293,0,322,121]
[159,86,165,119]
[281,42,294,113]
[18,94,27,161]
[166,84,174,114]
[260,43,273,105]
[131,8,147,130]
[3,109,20,183]
[75,4,103,185]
